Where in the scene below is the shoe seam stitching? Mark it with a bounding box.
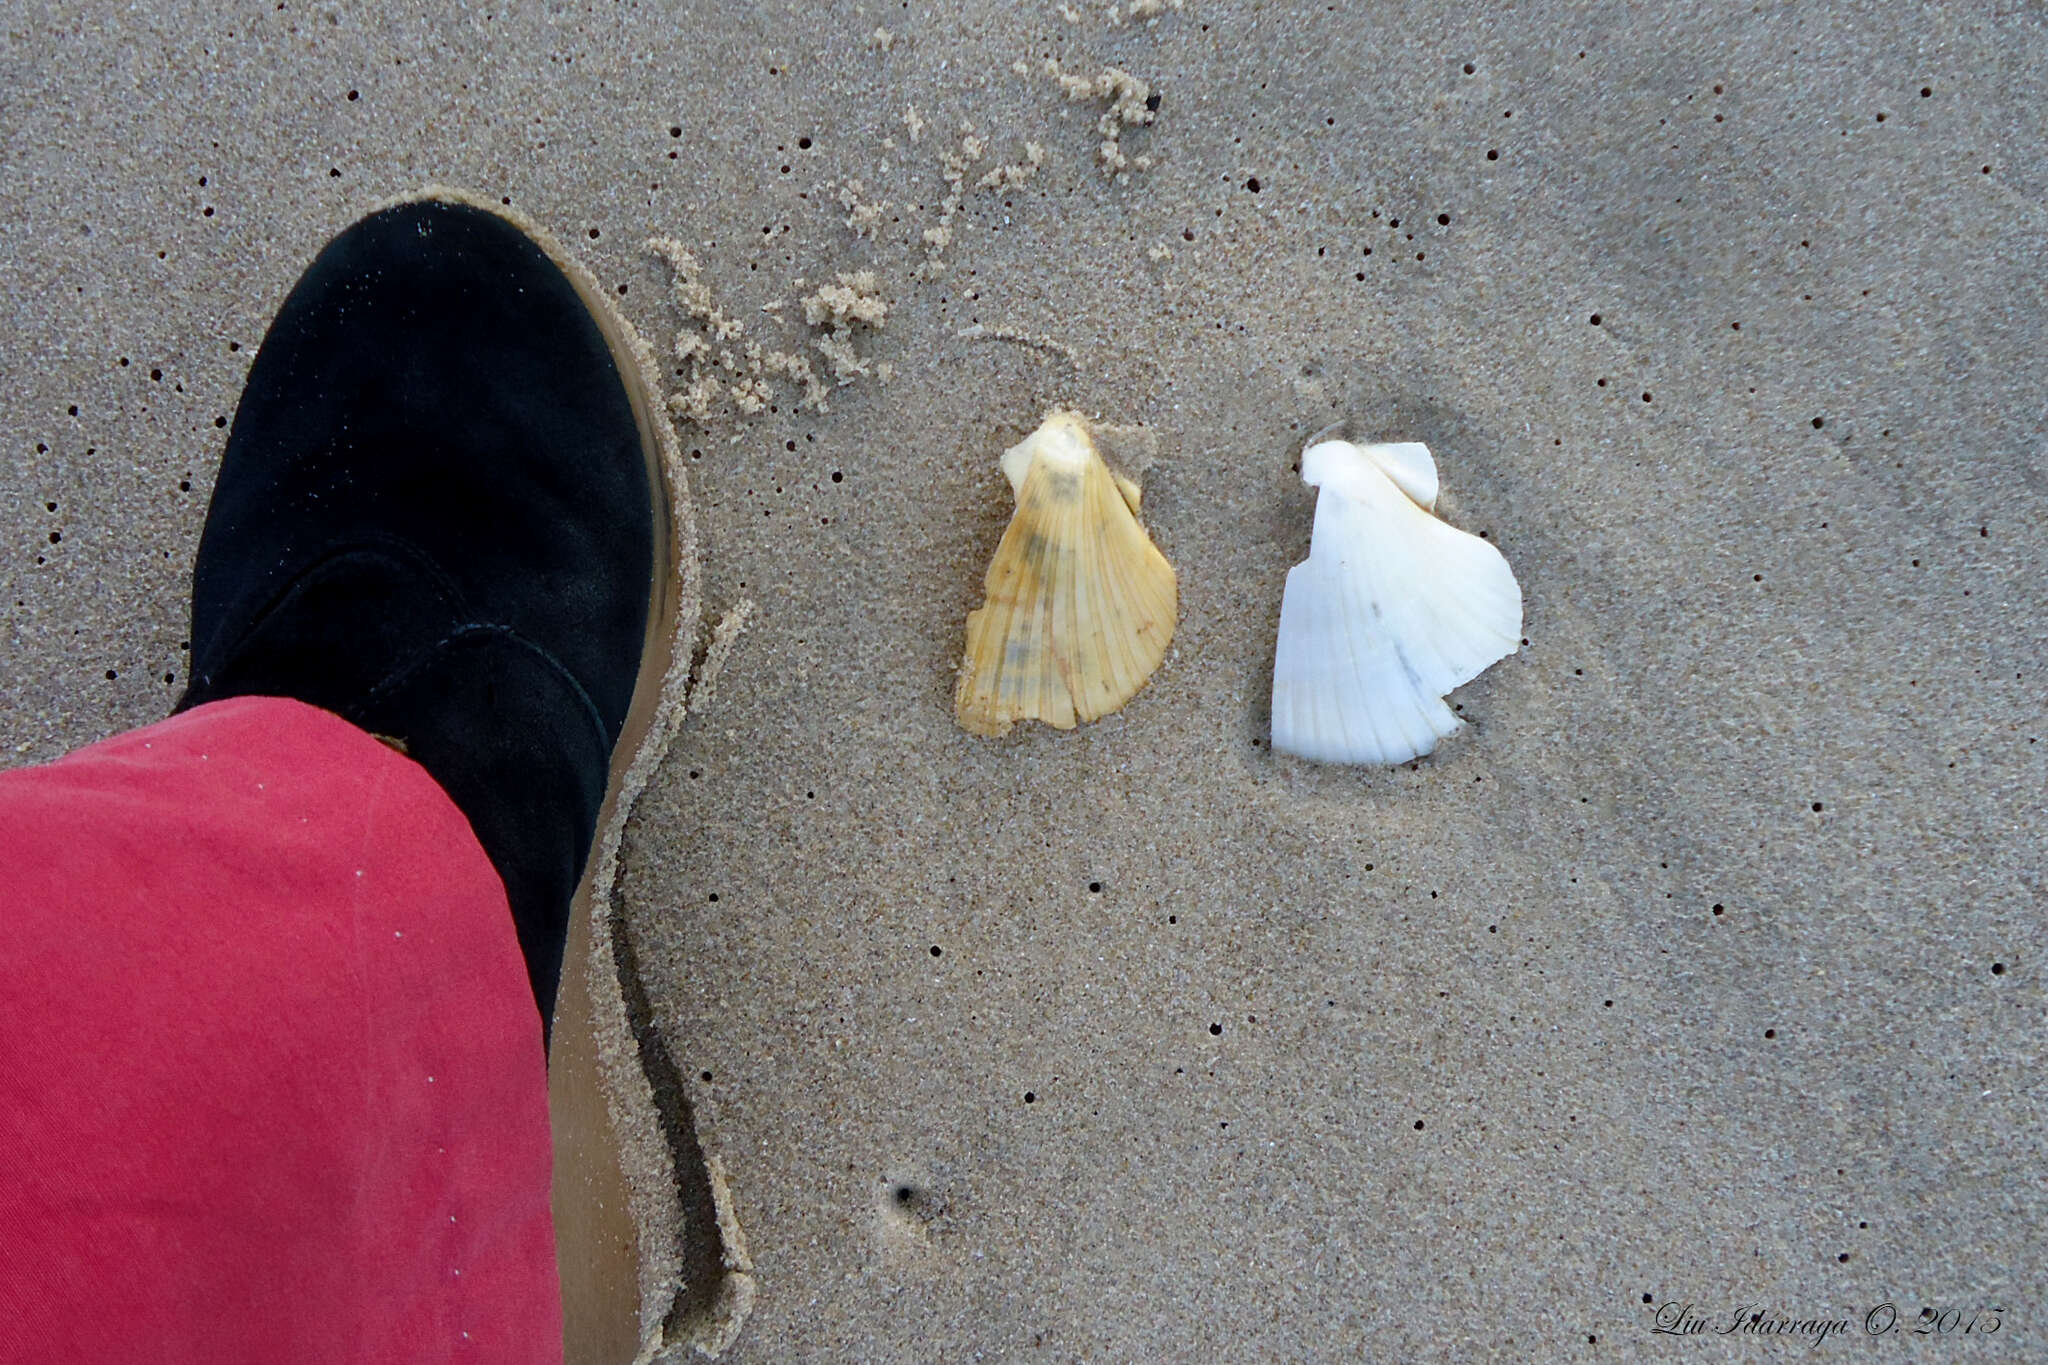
[347,623,613,749]
[192,534,470,678]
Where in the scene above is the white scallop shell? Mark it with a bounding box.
[1271,439,1521,765]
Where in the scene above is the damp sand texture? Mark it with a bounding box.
[3,1,2045,1360]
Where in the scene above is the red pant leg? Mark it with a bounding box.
[0,697,562,1365]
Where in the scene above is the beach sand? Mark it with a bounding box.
[4,1,2043,1358]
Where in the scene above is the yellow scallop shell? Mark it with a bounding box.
[955,410,1178,736]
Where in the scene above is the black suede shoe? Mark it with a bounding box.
[177,192,677,1039]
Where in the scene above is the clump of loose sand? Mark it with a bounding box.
[649,238,889,421]
[837,178,890,239]
[1034,59,1159,180]
[1108,0,1185,26]
[649,8,1185,422]
[917,126,990,278]
[801,271,891,385]
[977,141,1046,191]
[801,271,889,331]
